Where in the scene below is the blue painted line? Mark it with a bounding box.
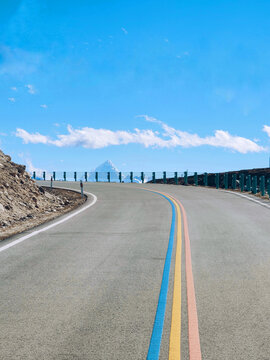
[147,192,176,360]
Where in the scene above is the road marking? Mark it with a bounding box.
[171,195,202,360]
[167,195,182,360]
[0,191,97,254]
[146,192,176,360]
[143,187,202,360]
[221,190,270,209]
[143,189,182,360]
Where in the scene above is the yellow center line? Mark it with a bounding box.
[168,195,182,360]
[142,187,182,360]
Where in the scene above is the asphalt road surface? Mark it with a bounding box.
[1,182,270,360]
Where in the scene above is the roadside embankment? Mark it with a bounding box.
[0,150,86,241]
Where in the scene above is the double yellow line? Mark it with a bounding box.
[144,187,202,360]
[165,194,182,360]
[145,188,182,359]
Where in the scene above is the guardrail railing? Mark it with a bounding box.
[31,171,270,198]
[31,171,191,183]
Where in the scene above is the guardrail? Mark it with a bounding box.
[31,171,270,198]
[31,171,190,184]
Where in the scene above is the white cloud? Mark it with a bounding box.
[40,104,48,109]
[263,125,270,137]
[141,115,264,153]
[15,117,265,154]
[53,123,60,127]
[25,84,36,94]
[25,159,50,179]
[11,86,18,91]
[16,128,49,144]
[121,27,128,35]
[25,159,43,176]
[8,97,15,102]
[16,125,169,149]
[17,152,49,178]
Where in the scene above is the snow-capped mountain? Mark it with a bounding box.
[89,160,119,181]
[94,160,119,173]
[89,160,148,183]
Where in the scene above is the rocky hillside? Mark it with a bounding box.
[0,150,85,240]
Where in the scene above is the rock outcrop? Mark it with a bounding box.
[0,150,85,240]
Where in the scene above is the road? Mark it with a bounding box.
[1,182,270,359]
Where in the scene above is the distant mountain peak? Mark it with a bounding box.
[94,160,119,173]
[103,160,114,166]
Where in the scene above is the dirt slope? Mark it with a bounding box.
[0,150,85,240]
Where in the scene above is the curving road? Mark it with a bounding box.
[0,182,270,359]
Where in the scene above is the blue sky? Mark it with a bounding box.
[1,0,270,173]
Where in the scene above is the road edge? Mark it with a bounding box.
[0,188,97,253]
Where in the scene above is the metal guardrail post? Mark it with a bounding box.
[119,172,122,183]
[43,171,46,181]
[141,172,144,184]
[240,173,244,192]
[224,173,228,189]
[184,171,188,185]
[246,175,251,192]
[63,171,66,181]
[252,176,257,194]
[260,175,265,196]
[107,172,110,182]
[50,176,53,189]
[215,173,219,189]
[204,172,208,186]
[74,172,77,182]
[130,172,133,183]
[80,180,83,198]
[33,171,36,180]
[84,172,87,182]
[267,178,270,198]
[152,172,156,183]
[194,172,198,186]
[232,174,236,189]
[163,171,167,184]
[174,172,178,185]
[53,171,56,181]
